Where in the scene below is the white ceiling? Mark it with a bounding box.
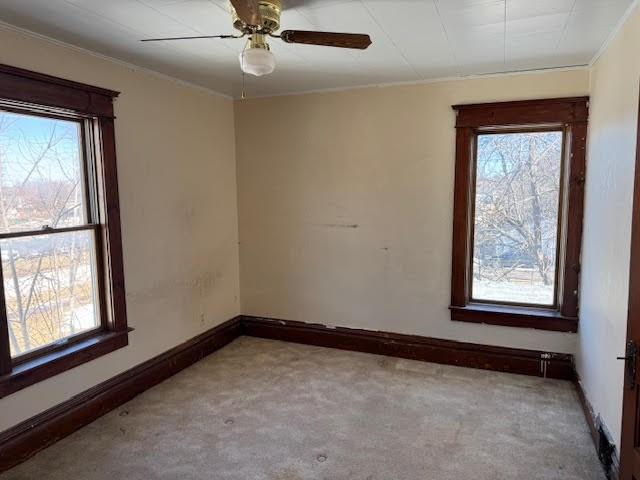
[0,0,634,97]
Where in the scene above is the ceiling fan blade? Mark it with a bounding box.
[280,30,372,49]
[230,0,262,26]
[141,34,239,42]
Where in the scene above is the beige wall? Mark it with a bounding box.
[235,69,589,354]
[0,26,240,431]
[577,4,640,448]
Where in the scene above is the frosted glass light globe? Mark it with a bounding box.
[239,48,276,77]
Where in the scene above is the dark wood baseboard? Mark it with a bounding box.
[0,314,577,474]
[241,316,574,380]
[574,375,619,480]
[0,316,242,472]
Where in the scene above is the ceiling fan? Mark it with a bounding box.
[141,0,372,78]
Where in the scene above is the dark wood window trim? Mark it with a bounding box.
[0,64,129,398]
[449,97,589,333]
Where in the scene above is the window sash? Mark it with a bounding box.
[0,109,108,369]
[0,212,108,365]
[466,127,568,309]
[0,104,98,231]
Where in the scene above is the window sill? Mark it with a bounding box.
[0,330,130,399]
[449,304,578,333]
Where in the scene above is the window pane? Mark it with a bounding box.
[471,131,563,306]
[2,230,100,357]
[0,110,87,233]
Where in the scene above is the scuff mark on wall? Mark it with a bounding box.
[319,223,359,229]
[126,270,220,303]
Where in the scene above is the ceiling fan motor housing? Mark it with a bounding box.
[232,0,281,33]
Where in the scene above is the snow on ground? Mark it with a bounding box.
[472,279,554,305]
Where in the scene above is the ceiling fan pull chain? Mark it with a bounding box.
[242,71,246,100]
[241,39,247,99]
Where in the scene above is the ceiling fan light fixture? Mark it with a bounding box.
[142,0,372,80]
[239,44,276,77]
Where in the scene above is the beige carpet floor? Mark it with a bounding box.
[2,337,604,480]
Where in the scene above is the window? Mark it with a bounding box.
[472,130,564,307]
[0,64,128,397]
[449,98,589,332]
